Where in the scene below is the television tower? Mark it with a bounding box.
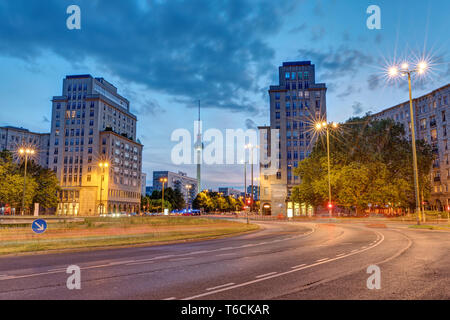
[194,100,203,194]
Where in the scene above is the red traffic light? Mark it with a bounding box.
[327,203,333,209]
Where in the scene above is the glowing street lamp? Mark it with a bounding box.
[314,122,339,218]
[387,60,429,224]
[98,161,109,215]
[18,148,35,215]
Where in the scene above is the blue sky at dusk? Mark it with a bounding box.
[0,0,449,190]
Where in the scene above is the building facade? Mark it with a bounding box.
[0,126,50,168]
[49,75,143,216]
[373,83,450,210]
[152,171,197,207]
[259,61,327,216]
[218,187,242,198]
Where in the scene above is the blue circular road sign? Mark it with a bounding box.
[32,219,47,234]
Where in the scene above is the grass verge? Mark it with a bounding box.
[0,217,259,255]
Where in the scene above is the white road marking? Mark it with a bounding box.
[182,231,385,300]
[189,250,209,255]
[361,246,367,249]
[316,258,329,262]
[291,264,306,269]
[216,253,236,257]
[256,272,277,278]
[126,260,155,266]
[47,268,67,272]
[170,257,194,262]
[336,253,346,257]
[351,249,358,253]
[206,283,235,291]
[164,297,177,300]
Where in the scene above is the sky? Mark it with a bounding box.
[0,0,449,190]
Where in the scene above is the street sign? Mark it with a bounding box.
[32,219,47,234]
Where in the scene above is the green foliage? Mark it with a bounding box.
[147,187,186,210]
[192,191,244,212]
[292,118,433,214]
[0,150,59,212]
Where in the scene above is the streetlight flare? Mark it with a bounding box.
[417,61,428,74]
[388,66,399,78]
[401,63,409,70]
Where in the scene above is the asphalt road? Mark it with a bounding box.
[0,220,449,300]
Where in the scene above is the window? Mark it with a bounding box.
[304,71,309,80]
[275,92,280,100]
[276,172,281,179]
[276,112,280,119]
[275,102,280,110]
[87,175,91,182]
[285,72,290,80]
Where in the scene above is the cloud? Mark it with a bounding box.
[310,26,325,41]
[297,46,374,81]
[136,99,165,116]
[367,74,381,90]
[337,85,361,99]
[245,118,257,130]
[288,23,307,34]
[351,102,364,115]
[0,0,299,114]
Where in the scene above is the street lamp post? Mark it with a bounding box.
[245,144,259,215]
[315,122,338,218]
[19,148,35,216]
[160,177,168,214]
[388,61,429,225]
[98,162,109,215]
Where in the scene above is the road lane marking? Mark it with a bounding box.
[182,231,385,300]
[256,272,277,278]
[164,297,177,300]
[189,250,209,255]
[351,249,358,252]
[216,253,236,257]
[126,260,155,266]
[170,257,194,262]
[336,253,346,257]
[291,264,306,269]
[316,258,329,262]
[206,283,235,291]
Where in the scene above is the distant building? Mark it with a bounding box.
[246,185,260,201]
[373,83,450,210]
[0,126,50,168]
[152,171,197,206]
[259,61,326,216]
[218,187,241,198]
[145,186,154,195]
[49,75,143,216]
[141,173,147,196]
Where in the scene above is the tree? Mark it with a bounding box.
[292,117,433,215]
[0,150,58,213]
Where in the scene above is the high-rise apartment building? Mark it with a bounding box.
[49,75,143,216]
[152,171,197,207]
[259,61,327,216]
[0,126,50,167]
[373,83,450,210]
